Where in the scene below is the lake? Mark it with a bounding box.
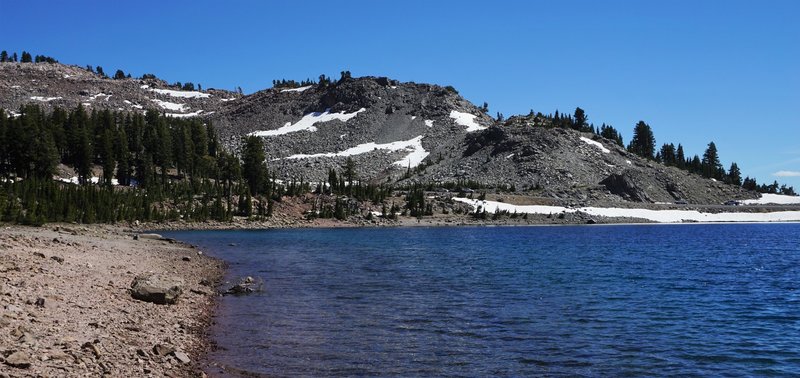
[164,224,800,376]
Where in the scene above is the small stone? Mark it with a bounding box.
[33,252,45,258]
[50,255,64,264]
[34,298,45,308]
[182,256,191,262]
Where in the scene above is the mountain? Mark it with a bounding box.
[0,61,759,206]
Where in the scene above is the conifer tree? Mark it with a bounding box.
[241,136,267,195]
[701,141,723,179]
[727,162,742,186]
[627,121,656,159]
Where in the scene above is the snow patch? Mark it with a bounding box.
[742,194,800,205]
[450,110,485,132]
[150,88,210,99]
[151,99,187,112]
[221,98,237,102]
[11,85,21,89]
[58,176,119,186]
[140,85,150,89]
[285,136,429,168]
[88,93,111,101]
[411,116,417,120]
[250,108,366,137]
[165,110,204,118]
[580,137,610,153]
[425,120,434,127]
[30,96,62,102]
[626,160,632,165]
[280,85,312,93]
[454,198,800,223]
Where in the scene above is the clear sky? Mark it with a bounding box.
[2,0,798,188]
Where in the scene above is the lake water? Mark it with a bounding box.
[164,224,800,377]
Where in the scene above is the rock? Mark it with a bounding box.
[81,341,101,358]
[34,297,45,308]
[33,252,45,258]
[4,351,32,368]
[600,173,651,202]
[130,273,184,304]
[152,344,175,356]
[224,276,262,295]
[50,255,64,264]
[137,233,163,240]
[172,350,191,364]
[181,256,191,262]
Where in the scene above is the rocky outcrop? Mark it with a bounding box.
[600,172,651,202]
[130,273,184,304]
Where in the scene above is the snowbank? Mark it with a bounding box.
[450,110,486,132]
[425,120,434,127]
[30,96,62,102]
[453,198,800,223]
[280,85,312,93]
[58,176,119,186]
[250,108,366,137]
[150,88,210,99]
[151,99,187,112]
[580,137,610,153]
[285,136,429,168]
[165,110,204,118]
[742,194,800,205]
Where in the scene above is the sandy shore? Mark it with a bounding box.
[0,224,225,377]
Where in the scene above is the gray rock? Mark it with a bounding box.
[130,273,184,304]
[137,233,163,240]
[172,351,191,364]
[4,351,31,368]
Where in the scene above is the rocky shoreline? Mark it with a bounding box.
[0,224,225,377]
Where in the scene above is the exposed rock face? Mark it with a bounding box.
[130,273,184,304]
[601,173,650,202]
[4,350,32,368]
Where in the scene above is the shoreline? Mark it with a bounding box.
[0,224,225,377]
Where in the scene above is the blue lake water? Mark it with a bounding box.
[163,224,800,377]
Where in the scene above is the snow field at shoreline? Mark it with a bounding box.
[454,198,800,223]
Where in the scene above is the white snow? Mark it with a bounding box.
[454,198,800,223]
[165,110,204,118]
[63,75,71,79]
[11,85,21,89]
[411,116,417,120]
[506,153,515,159]
[140,84,150,89]
[221,98,237,102]
[250,108,366,137]
[7,111,20,118]
[626,160,632,165]
[131,104,144,110]
[58,176,119,186]
[425,120,434,127]
[280,85,312,93]
[30,96,62,102]
[285,136,429,168]
[580,137,610,153]
[123,100,132,104]
[450,110,486,132]
[81,103,91,107]
[150,88,211,99]
[88,93,111,101]
[742,194,800,205]
[151,99,187,112]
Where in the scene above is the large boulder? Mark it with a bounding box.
[130,273,184,304]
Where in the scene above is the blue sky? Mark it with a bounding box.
[2,0,798,188]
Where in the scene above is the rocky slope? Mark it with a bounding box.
[0,61,238,117]
[0,61,758,205]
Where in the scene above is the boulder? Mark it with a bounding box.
[4,351,31,368]
[136,233,163,240]
[130,274,184,304]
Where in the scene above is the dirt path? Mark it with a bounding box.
[0,224,224,377]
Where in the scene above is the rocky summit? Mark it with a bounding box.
[0,61,758,205]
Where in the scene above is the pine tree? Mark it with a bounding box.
[701,142,723,179]
[573,107,588,131]
[627,121,656,159]
[727,162,742,186]
[0,51,8,62]
[241,136,266,195]
[20,51,32,63]
[113,69,126,80]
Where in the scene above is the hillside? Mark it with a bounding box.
[0,61,238,117]
[0,60,769,208]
